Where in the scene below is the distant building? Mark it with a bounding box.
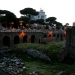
[31,9,46,21]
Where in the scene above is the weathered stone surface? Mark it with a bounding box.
[57,49,74,64]
[57,49,67,62]
[0,55,27,75]
[27,48,51,62]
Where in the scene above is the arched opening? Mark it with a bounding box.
[57,34,59,40]
[48,32,53,38]
[44,34,47,38]
[53,34,55,37]
[23,35,28,43]
[31,35,35,43]
[39,39,40,43]
[14,36,19,44]
[61,34,63,41]
[3,36,10,47]
[49,34,51,37]
[63,32,66,37]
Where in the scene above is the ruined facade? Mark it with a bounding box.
[0,29,66,47]
[66,26,75,56]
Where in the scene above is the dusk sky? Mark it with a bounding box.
[0,0,75,26]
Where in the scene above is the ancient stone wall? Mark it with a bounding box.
[0,30,65,47]
[66,26,75,56]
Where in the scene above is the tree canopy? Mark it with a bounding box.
[35,19,45,25]
[0,10,16,20]
[20,8,39,16]
[0,10,16,27]
[54,21,63,29]
[46,17,57,23]
[20,8,39,27]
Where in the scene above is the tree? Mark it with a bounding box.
[30,20,35,24]
[0,10,16,28]
[20,8,39,27]
[46,17,57,26]
[20,16,30,28]
[35,19,45,25]
[65,23,69,26]
[54,21,63,29]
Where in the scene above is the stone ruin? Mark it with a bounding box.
[57,26,75,64]
[66,26,75,56]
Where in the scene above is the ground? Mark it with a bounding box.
[0,41,75,75]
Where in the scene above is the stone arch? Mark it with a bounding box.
[39,39,40,43]
[63,32,66,37]
[57,34,59,40]
[31,35,35,43]
[3,36,10,47]
[44,34,47,38]
[60,34,63,41]
[23,35,28,43]
[49,34,51,37]
[53,34,55,37]
[48,32,53,38]
[14,36,19,44]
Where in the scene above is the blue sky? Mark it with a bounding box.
[0,0,75,25]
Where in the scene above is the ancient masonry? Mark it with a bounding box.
[0,29,66,47]
[66,26,75,56]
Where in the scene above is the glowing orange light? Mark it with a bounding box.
[19,32,25,37]
[48,32,53,37]
[63,32,66,37]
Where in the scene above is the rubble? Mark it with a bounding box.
[0,55,27,75]
[27,48,51,62]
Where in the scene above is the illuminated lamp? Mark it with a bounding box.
[19,32,25,38]
[63,32,66,37]
[48,32,53,37]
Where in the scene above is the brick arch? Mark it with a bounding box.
[14,35,19,44]
[31,35,35,43]
[3,36,10,47]
[23,35,28,43]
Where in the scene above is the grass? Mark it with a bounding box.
[6,41,75,75]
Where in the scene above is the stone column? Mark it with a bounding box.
[19,37,23,43]
[10,37,14,47]
[27,35,31,43]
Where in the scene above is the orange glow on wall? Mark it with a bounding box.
[63,32,66,37]
[19,32,25,37]
[48,32,53,37]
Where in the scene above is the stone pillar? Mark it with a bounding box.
[66,28,72,49]
[19,37,23,43]
[10,37,14,47]
[27,35,31,43]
